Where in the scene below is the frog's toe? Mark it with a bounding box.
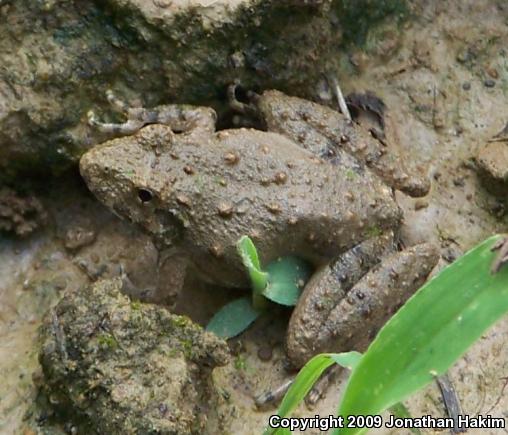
[305,365,342,408]
[254,379,294,409]
[106,89,130,113]
[87,110,98,127]
[491,235,508,274]
[88,112,144,135]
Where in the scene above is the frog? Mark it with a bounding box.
[80,87,439,381]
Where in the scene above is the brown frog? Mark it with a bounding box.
[80,88,439,373]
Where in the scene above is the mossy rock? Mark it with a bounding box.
[36,278,230,434]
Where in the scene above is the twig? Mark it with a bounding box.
[437,374,466,433]
[328,75,352,122]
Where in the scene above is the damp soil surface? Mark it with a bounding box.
[2,1,508,434]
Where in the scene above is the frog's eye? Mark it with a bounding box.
[137,188,153,203]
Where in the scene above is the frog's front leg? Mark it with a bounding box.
[88,90,217,137]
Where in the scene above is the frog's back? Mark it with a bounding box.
[80,123,400,288]
[173,128,401,287]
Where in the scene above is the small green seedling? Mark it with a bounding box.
[206,236,312,338]
[267,234,508,435]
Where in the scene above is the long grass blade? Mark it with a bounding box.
[335,235,508,434]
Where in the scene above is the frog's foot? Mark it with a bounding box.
[254,378,294,409]
[254,367,342,409]
[106,89,132,113]
[87,90,148,134]
[305,365,343,408]
[491,236,508,274]
[88,90,217,136]
[87,109,145,135]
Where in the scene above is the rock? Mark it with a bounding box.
[63,226,96,251]
[37,278,230,434]
[0,0,408,182]
[0,187,47,236]
[476,141,508,195]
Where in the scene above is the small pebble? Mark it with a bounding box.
[484,79,496,88]
[414,199,429,210]
[217,202,234,218]
[486,67,499,79]
[462,82,471,91]
[257,345,273,362]
[453,177,465,187]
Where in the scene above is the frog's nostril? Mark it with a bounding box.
[138,188,153,203]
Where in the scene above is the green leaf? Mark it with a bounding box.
[206,296,260,338]
[388,403,421,435]
[236,236,269,309]
[263,256,313,306]
[330,351,362,370]
[335,235,508,435]
[264,352,361,435]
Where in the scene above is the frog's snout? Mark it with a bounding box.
[79,148,97,184]
[79,145,121,209]
[79,147,106,190]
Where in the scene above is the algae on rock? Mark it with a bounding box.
[0,0,407,182]
[36,278,230,434]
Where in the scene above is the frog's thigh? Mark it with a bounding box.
[286,233,395,368]
[323,243,439,354]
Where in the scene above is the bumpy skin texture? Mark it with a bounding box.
[38,278,229,434]
[80,90,437,369]
[255,90,430,197]
[80,100,401,288]
[286,241,439,367]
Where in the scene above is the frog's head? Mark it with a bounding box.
[80,125,183,246]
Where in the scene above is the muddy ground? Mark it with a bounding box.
[1,1,508,434]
